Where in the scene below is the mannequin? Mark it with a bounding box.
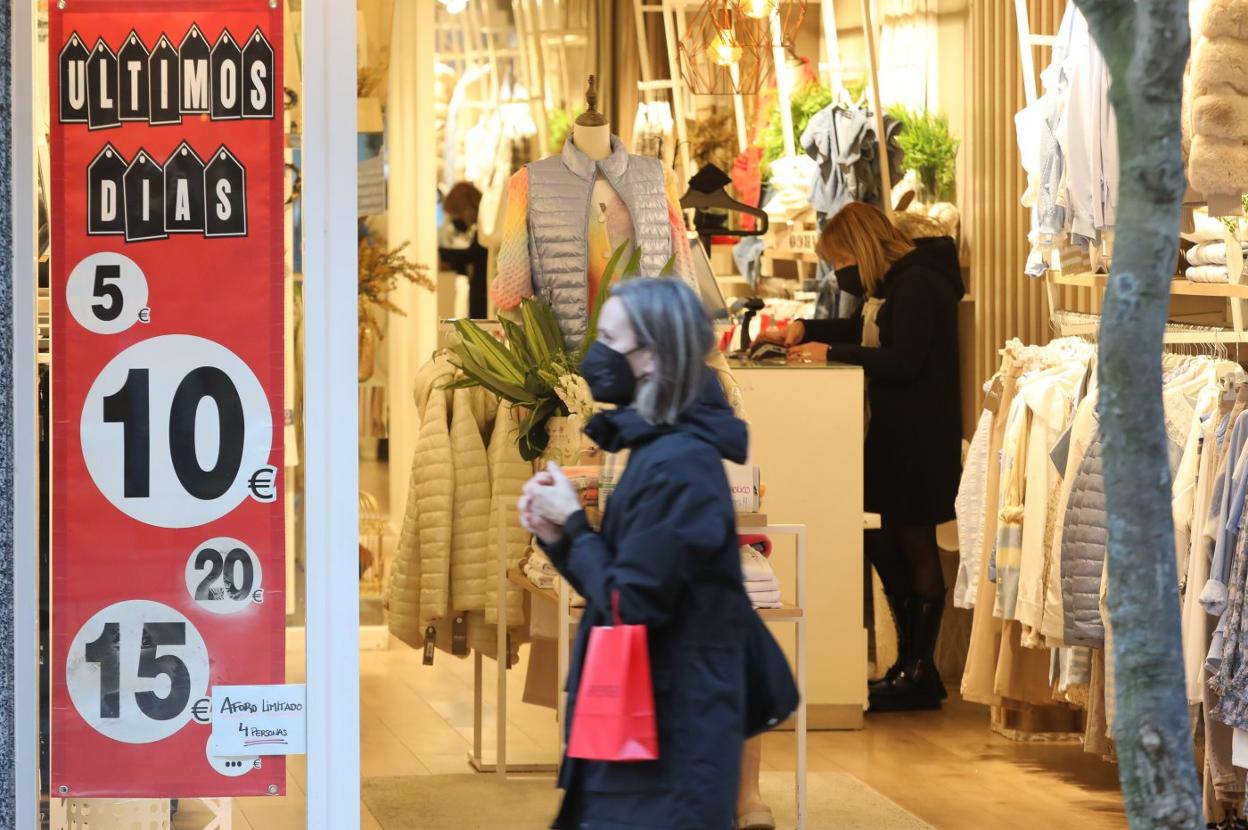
[571,76,612,161]
[491,75,695,347]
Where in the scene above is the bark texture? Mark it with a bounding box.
[1072,0,1201,827]
[0,0,16,823]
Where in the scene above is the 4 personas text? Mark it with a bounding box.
[59,24,276,129]
[88,141,248,242]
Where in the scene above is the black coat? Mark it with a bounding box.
[803,236,965,526]
[541,374,753,830]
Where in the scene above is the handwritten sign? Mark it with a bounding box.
[210,684,306,756]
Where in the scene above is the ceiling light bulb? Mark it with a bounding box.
[707,29,742,67]
[739,0,773,19]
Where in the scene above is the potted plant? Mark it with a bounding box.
[445,242,668,460]
[888,105,960,204]
[358,234,434,382]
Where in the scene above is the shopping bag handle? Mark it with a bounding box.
[612,590,622,627]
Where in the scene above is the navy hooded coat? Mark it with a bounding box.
[541,373,754,830]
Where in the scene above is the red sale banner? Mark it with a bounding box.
[49,2,286,797]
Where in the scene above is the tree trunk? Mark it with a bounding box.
[1072,1,1201,826]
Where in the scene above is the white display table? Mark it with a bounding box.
[731,362,867,729]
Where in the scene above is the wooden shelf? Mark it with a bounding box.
[736,512,769,528]
[507,569,583,620]
[1050,271,1248,299]
[757,604,804,621]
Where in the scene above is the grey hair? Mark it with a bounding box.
[611,277,713,425]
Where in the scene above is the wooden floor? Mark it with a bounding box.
[168,638,1126,830]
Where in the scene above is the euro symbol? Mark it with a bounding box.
[252,589,265,604]
[138,307,151,324]
[248,466,278,503]
[252,759,263,769]
[192,698,212,724]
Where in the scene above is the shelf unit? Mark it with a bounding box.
[1045,221,1248,343]
[474,517,810,828]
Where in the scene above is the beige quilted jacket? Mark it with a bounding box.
[485,402,534,626]
[449,385,492,612]
[389,355,532,654]
[390,356,456,646]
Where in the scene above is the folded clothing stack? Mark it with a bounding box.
[741,542,781,609]
[1183,240,1247,282]
[521,546,586,608]
[523,546,558,590]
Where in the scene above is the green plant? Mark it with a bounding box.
[445,242,648,459]
[1217,195,1248,237]
[887,105,960,202]
[761,81,833,181]
[547,108,581,155]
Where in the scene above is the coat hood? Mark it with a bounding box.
[583,369,749,463]
[888,235,965,301]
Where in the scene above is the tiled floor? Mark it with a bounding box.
[167,635,1127,830]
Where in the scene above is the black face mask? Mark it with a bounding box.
[835,264,865,297]
[581,341,641,405]
[451,218,470,232]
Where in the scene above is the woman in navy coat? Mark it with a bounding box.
[522,277,759,830]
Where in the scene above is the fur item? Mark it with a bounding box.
[1190,134,1248,194]
[1193,37,1248,95]
[1194,91,1248,138]
[1203,0,1248,41]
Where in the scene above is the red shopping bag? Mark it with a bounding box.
[566,592,659,762]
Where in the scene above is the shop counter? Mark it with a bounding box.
[731,360,867,729]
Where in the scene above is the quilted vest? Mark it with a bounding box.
[526,135,672,347]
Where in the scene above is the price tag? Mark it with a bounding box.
[65,252,150,334]
[65,600,210,744]
[79,334,274,528]
[185,537,264,614]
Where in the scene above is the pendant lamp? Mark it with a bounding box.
[679,0,808,95]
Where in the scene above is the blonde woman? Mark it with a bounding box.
[757,202,964,712]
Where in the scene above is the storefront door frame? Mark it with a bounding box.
[8,1,362,826]
[301,0,362,826]
[11,0,40,827]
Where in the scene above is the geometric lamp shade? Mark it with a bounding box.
[677,0,808,95]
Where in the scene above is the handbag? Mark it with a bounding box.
[566,592,660,762]
[743,610,800,737]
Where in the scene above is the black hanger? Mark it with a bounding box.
[679,163,769,238]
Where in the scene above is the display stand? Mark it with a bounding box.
[472,514,810,828]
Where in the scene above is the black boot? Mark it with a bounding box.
[868,595,912,694]
[868,597,946,713]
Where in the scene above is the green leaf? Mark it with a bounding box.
[516,397,561,461]
[454,319,526,385]
[498,316,535,368]
[622,247,643,280]
[887,104,960,201]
